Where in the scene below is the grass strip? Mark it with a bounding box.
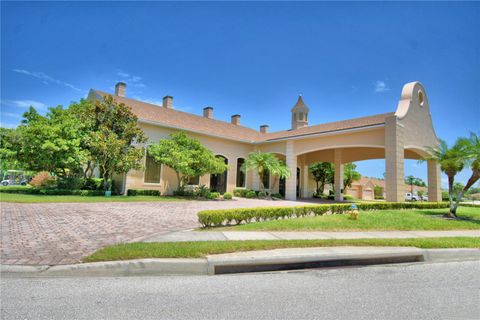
[208,207,480,231]
[84,237,480,262]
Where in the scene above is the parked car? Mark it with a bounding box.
[421,195,428,201]
[405,193,420,201]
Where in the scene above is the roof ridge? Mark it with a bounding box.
[92,89,261,134]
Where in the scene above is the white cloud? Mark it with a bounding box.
[1,99,47,110]
[0,121,19,128]
[132,96,192,112]
[117,71,130,78]
[133,96,163,106]
[12,69,83,92]
[1,111,22,118]
[117,70,146,88]
[373,80,390,93]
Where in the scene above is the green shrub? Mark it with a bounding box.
[0,187,105,196]
[246,190,257,199]
[195,185,211,198]
[197,202,451,227]
[57,177,84,190]
[374,195,384,200]
[0,186,40,194]
[173,189,196,197]
[207,192,220,200]
[258,191,267,198]
[271,193,283,199]
[83,178,104,190]
[223,192,233,200]
[233,188,251,197]
[343,194,354,200]
[127,189,161,196]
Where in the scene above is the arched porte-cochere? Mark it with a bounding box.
[210,155,228,194]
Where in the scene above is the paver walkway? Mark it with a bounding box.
[0,199,304,265]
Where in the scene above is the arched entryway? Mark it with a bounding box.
[210,155,228,194]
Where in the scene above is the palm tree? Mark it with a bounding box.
[405,175,416,194]
[423,139,465,217]
[455,132,480,207]
[242,151,291,196]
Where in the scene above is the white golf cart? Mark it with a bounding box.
[1,170,28,186]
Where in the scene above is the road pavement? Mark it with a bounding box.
[2,260,479,319]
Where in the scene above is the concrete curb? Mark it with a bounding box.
[2,247,478,277]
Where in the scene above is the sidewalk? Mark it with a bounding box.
[141,230,480,242]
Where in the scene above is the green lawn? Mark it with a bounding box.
[0,193,187,203]
[209,207,480,231]
[84,237,480,262]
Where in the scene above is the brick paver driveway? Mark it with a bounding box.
[1,198,304,265]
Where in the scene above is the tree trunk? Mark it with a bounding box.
[175,172,182,191]
[447,175,457,218]
[270,176,279,197]
[259,171,265,193]
[315,180,319,194]
[452,170,480,216]
[103,171,111,191]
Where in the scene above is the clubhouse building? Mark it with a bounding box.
[87,81,441,202]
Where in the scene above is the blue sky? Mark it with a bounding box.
[1,2,479,187]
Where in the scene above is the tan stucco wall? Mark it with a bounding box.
[124,122,255,195]
[104,81,440,200]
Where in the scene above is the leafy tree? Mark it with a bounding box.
[308,162,360,195]
[148,131,227,191]
[0,128,22,174]
[374,185,383,198]
[424,139,466,217]
[15,106,88,178]
[76,96,147,191]
[343,163,362,193]
[241,151,291,196]
[309,162,334,195]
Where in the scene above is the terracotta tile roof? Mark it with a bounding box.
[90,90,393,143]
[261,112,394,141]
[91,90,263,142]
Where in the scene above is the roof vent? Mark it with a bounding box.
[115,82,126,97]
[203,106,213,119]
[231,114,241,125]
[260,125,269,133]
[163,96,173,109]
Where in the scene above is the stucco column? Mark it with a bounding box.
[285,140,297,201]
[334,149,344,201]
[427,160,442,202]
[302,165,309,198]
[385,116,405,202]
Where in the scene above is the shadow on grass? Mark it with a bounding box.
[418,209,480,226]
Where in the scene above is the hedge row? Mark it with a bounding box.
[127,189,161,196]
[197,202,452,227]
[0,187,105,196]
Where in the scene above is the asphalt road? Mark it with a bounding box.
[2,261,479,320]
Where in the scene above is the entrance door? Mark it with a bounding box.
[296,167,300,197]
[279,177,286,197]
[210,156,228,194]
